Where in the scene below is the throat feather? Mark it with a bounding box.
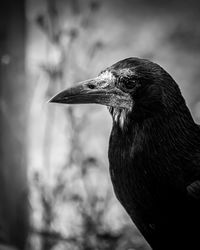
[109,107,129,129]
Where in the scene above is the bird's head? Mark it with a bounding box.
[50,57,184,128]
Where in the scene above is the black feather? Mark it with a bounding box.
[107,58,200,250]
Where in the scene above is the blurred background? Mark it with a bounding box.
[1,0,200,249]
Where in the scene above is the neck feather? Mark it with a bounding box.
[111,102,199,154]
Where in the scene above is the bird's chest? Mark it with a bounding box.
[108,126,180,222]
[109,129,155,216]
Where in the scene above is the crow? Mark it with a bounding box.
[50,58,200,250]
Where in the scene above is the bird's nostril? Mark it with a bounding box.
[88,83,96,89]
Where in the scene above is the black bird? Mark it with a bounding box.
[50,58,200,250]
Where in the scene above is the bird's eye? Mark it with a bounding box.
[120,78,137,92]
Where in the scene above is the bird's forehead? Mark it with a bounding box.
[98,70,115,81]
[99,68,135,80]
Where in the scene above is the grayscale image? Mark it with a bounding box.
[0,1,200,250]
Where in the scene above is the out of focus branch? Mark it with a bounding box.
[31,228,80,244]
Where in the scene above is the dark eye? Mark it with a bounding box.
[120,78,137,92]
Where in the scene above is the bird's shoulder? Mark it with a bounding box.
[187,125,200,199]
[187,180,200,199]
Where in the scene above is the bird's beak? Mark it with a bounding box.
[49,77,133,109]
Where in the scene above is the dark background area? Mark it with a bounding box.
[0,0,200,249]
